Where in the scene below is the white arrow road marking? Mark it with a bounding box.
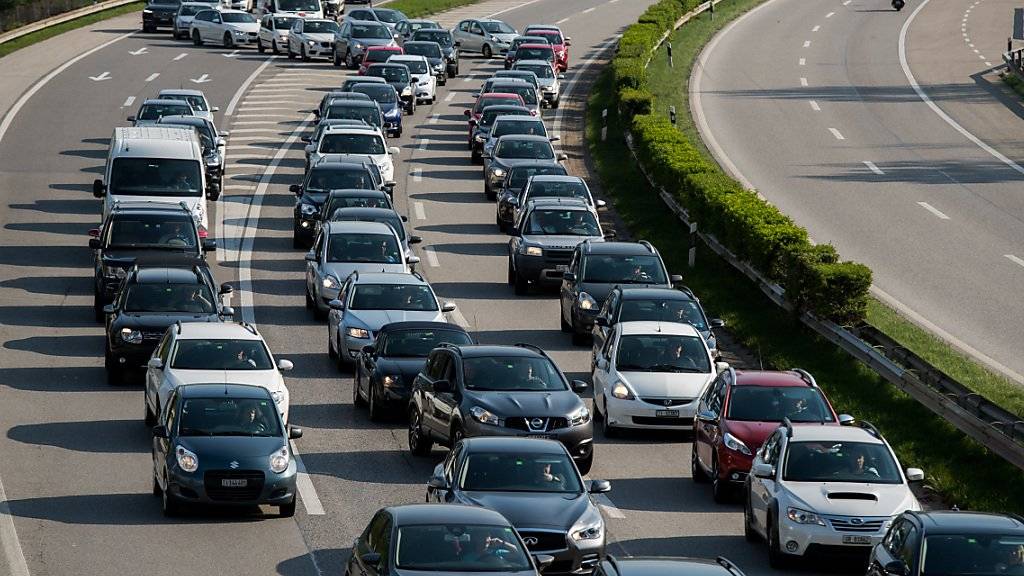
[129,47,148,55]
[174,52,188,61]
[191,73,211,84]
[145,73,160,82]
[89,71,111,81]
[223,50,240,58]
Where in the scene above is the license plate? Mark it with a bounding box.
[842,535,872,545]
[221,478,247,487]
[555,264,568,271]
[520,433,555,439]
[655,409,680,418]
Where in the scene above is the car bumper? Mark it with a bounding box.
[304,44,334,57]
[108,343,159,370]
[294,215,319,240]
[571,306,600,331]
[166,465,298,507]
[604,396,698,429]
[715,448,753,484]
[542,90,559,103]
[462,418,593,462]
[776,516,891,558]
[527,539,603,576]
[341,332,374,359]
[143,13,175,27]
[515,256,568,284]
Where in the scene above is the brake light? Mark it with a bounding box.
[198,226,208,239]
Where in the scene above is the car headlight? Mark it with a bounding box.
[205,155,220,167]
[346,326,370,339]
[522,245,543,257]
[569,405,591,426]
[787,507,826,526]
[353,42,365,49]
[233,29,247,36]
[470,406,501,426]
[269,446,290,474]
[723,432,752,456]
[433,63,444,71]
[120,328,143,345]
[474,134,485,143]
[384,107,401,117]
[300,203,318,216]
[382,374,403,388]
[490,167,506,178]
[308,40,316,46]
[402,86,412,96]
[103,265,128,280]
[271,390,286,405]
[175,445,198,473]
[611,381,633,400]
[322,275,341,290]
[577,291,598,311]
[571,520,603,541]
[143,8,153,13]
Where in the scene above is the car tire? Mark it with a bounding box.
[293,231,304,249]
[485,183,496,201]
[744,492,760,542]
[767,511,790,569]
[328,332,338,360]
[352,369,365,406]
[193,30,203,46]
[513,268,528,295]
[105,349,123,386]
[161,483,181,517]
[145,396,157,427]
[482,44,492,59]
[333,48,342,66]
[287,45,296,59]
[395,127,403,137]
[301,45,310,61]
[560,311,572,333]
[279,497,297,518]
[506,260,515,285]
[711,455,730,503]
[152,475,162,497]
[600,402,618,438]
[345,50,355,69]
[552,98,560,109]
[408,407,433,456]
[224,32,234,48]
[576,451,593,475]
[471,148,482,165]
[272,41,280,55]
[94,291,104,322]
[368,382,384,422]
[571,326,589,346]
[690,445,709,483]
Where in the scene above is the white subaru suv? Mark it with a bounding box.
[144,322,294,425]
[306,124,399,184]
[743,419,924,568]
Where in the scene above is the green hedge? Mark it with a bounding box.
[611,0,872,323]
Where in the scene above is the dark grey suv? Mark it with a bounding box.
[408,343,594,473]
[508,198,607,295]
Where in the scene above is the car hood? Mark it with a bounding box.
[466,390,583,417]
[784,482,920,518]
[493,158,559,171]
[226,22,260,33]
[423,56,444,68]
[396,569,536,576]
[535,78,556,89]
[101,249,202,267]
[177,435,286,462]
[457,490,590,530]
[166,369,284,393]
[323,262,407,278]
[620,371,713,399]
[115,312,220,329]
[356,38,396,48]
[387,81,412,93]
[722,420,780,453]
[319,153,387,167]
[578,281,662,304]
[522,235,599,249]
[303,32,334,42]
[176,14,195,21]
[149,4,178,13]
[375,357,429,380]
[491,32,517,43]
[347,309,445,331]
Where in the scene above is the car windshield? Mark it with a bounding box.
[495,139,553,159]
[325,105,381,127]
[170,338,274,370]
[525,209,599,236]
[327,233,400,263]
[278,0,317,10]
[480,107,526,127]
[179,4,201,15]
[222,12,255,22]
[507,165,566,188]
[366,49,400,63]
[513,37,547,49]
[304,20,338,33]
[475,96,522,113]
[354,84,397,103]
[178,397,281,437]
[108,214,196,248]
[518,47,553,61]
[727,386,833,423]
[462,356,565,391]
[350,284,436,311]
[381,329,472,357]
[324,194,392,213]
[517,63,554,78]
[395,524,531,572]
[481,21,514,34]
[921,535,1024,575]
[138,103,191,120]
[413,30,452,47]
[169,94,207,111]
[500,85,536,105]
[109,158,203,197]
[373,8,405,23]
[307,168,375,192]
[537,32,563,44]
[782,441,902,484]
[352,23,391,39]
[398,59,428,74]
[582,254,667,284]
[369,65,410,83]
[123,283,216,314]
[319,133,385,155]
[273,16,297,27]
[494,120,545,138]
[615,334,709,373]
[405,43,441,58]
[498,72,537,86]
[330,211,405,240]
[618,298,706,330]
[459,452,583,493]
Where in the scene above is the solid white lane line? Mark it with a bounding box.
[444,91,457,102]
[412,169,423,183]
[582,6,595,13]
[978,54,986,60]
[145,72,160,82]
[485,0,546,17]
[809,100,820,111]
[424,246,440,267]
[802,40,811,48]
[985,61,993,66]
[237,106,295,111]
[242,99,294,105]
[556,16,570,24]
[826,11,835,17]
[414,201,426,219]
[917,201,950,220]
[969,43,974,47]
[222,184,255,190]
[419,138,430,151]
[863,160,884,174]
[1005,254,1024,268]
[229,127,285,133]
[289,441,326,515]
[799,57,806,65]
[226,55,277,116]
[800,77,808,86]
[829,128,845,140]
[812,25,820,32]
[122,96,135,108]
[429,113,440,125]
[174,52,187,61]
[0,471,29,576]
[232,120,286,125]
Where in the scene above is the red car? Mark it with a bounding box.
[358,46,403,75]
[464,92,525,144]
[691,367,844,502]
[530,29,569,71]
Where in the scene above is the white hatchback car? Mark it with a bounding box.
[258,13,299,54]
[744,420,924,568]
[591,320,717,435]
[144,322,294,425]
[190,8,259,48]
[306,124,398,183]
[387,54,436,104]
[287,18,339,60]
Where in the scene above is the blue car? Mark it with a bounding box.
[352,82,404,137]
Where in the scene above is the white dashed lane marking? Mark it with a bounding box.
[1005,254,1024,269]
[863,160,884,175]
[829,128,845,140]
[917,201,950,220]
[809,100,820,111]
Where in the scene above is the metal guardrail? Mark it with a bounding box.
[0,0,137,45]
[1004,46,1024,79]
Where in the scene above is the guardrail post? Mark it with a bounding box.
[601,108,608,142]
[667,41,673,67]
[688,222,698,267]
[709,0,714,20]
[669,105,677,125]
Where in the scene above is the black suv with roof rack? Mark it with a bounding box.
[559,240,682,345]
[291,160,386,248]
[103,265,233,385]
[89,201,216,321]
[407,343,595,473]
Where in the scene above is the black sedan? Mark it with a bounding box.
[355,321,473,420]
[596,555,747,576]
[426,437,611,575]
[347,504,552,576]
[151,383,303,517]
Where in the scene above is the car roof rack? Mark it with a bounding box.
[781,417,794,438]
[790,368,817,388]
[638,239,656,253]
[240,322,259,337]
[716,557,745,576]
[856,419,883,440]
[513,342,549,358]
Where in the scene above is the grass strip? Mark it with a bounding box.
[1001,71,1024,99]
[384,0,481,18]
[586,5,1024,513]
[0,1,143,59]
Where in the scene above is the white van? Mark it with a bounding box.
[261,0,322,19]
[93,127,210,231]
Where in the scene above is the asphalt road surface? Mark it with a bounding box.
[0,0,829,574]
[693,0,1024,385]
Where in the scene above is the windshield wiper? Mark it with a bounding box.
[648,364,703,373]
[179,428,212,436]
[616,363,647,371]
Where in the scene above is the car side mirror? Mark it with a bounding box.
[906,468,925,482]
[126,115,136,122]
[715,361,730,373]
[388,146,400,155]
[152,425,169,439]
[428,476,448,490]
[93,179,106,198]
[588,479,611,494]
[301,136,311,143]
[215,137,226,147]
[409,235,423,244]
[565,37,572,45]
[203,239,218,251]
[148,357,164,370]
[533,555,555,570]
[751,463,775,479]
[570,379,588,393]
[277,359,293,372]
[557,73,565,79]
[289,426,303,440]
[218,283,233,296]
[433,379,451,393]
[596,199,607,208]
[89,227,101,238]
[361,344,375,355]
[883,560,908,576]
[709,318,725,328]
[211,106,220,112]
[360,552,382,567]
[102,304,115,315]
[471,92,480,98]
[305,251,317,262]
[89,238,102,249]
[290,184,302,195]
[328,299,345,310]
[384,180,397,189]
[669,274,684,284]
[838,413,856,426]
[441,302,457,313]
[220,306,235,317]
[595,317,608,327]
[557,153,568,161]
[220,130,230,137]
[549,135,560,142]
[463,109,471,117]
[562,271,576,282]
[696,409,716,423]
[454,41,461,47]
[603,231,617,240]
[407,255,421,265]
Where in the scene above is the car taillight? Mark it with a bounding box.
[198,226,208,239]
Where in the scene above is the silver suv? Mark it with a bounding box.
[508,198,606,294]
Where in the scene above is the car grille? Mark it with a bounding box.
[247,32,258,40]
[142,330,166,342]
[204,470,265,501]
[320,41,332,48]
[505,417,569,432]
[545,249,573,265]
[640,397,693,407]
[518,529,566,552]
[632,416,690,426]
[828,517,886,533]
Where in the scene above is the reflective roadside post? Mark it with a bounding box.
[669,105,677,126]
[601,108,608,142]
[667,41,673,67]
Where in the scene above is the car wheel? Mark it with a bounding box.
[193,30,203,46]
[690,445,709,483]
[224,32,234,48]
[105,350,122,386]
[279,496,297,518]
[600,402,618,438]
[144,396,157,427]
[293,230,304,249]
[744,491,760,542]
[258,38,265,53]
[470,148,482,165]
[305,285,315,309]
[352,368,365,406]
[408,407,433,456]
[272,40,280,55]
[345,50,355,69]
[301,45,310,61]
[513,268,528,295]
[711,455,730,503]
[328,331,338,360]
[485,183,496,201]
[482,44,492,58]
[312,297,326,320]
[552,98,560,109]
[560,310,572,332]
[506,260,515,285]
[368,382,384,422]
[395,127,403,137]
[287,45,296,59]
[767,511,790,569]
[161,483,181,517]
[571,326,589,346]
[576,451,593,475]
[94,290,104,322]
[152,475,162,497]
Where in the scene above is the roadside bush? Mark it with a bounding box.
[619,87,653,117]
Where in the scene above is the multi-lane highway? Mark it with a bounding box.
[693,0,1024,385]
[0,0,808,574]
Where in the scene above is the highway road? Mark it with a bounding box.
[0,0,809,574]
[693,0,1024,385]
